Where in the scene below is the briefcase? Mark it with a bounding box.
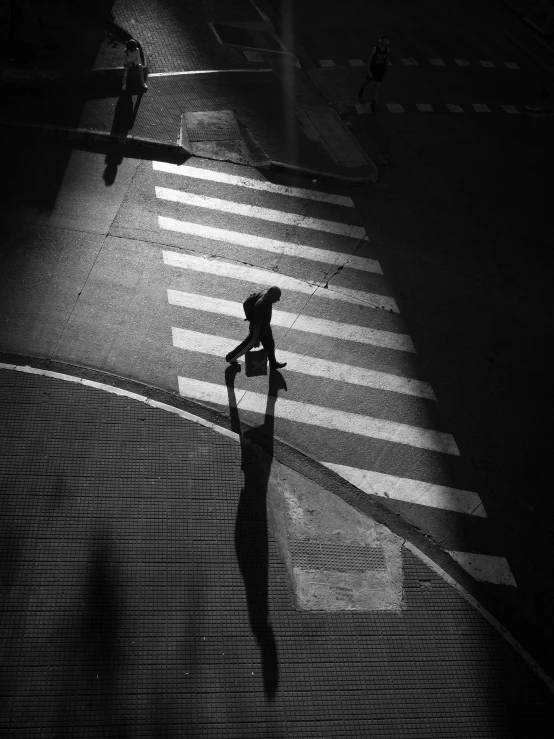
[245,349,268,377]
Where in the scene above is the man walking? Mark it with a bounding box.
[358,35,390,113]
[122,39,147,91]
[225,286,287,371]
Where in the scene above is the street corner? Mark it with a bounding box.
[180,110,271,168]
[267,461,404,611]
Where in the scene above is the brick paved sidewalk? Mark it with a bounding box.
[0,68,375,178]
[0,0,376,180]
[1,364,553,738]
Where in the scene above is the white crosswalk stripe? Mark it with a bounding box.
[152,160,515,587]
[177,377,460,454]
[172,327,434,398]
[447,552,517,587]
[167,291,415,352]
[152,161,355,207]
[155,187,367,239]
[159,216,383,273]
[163,250,399,312]
[321,462,485,516]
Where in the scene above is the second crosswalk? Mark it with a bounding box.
[150,157,516,588]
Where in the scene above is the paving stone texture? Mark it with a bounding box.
[1,369,553,737]
[111,0,262,72]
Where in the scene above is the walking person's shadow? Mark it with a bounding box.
[225,366,286,700]
[103,89,144,186]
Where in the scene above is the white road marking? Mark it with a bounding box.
[319,59,336,67]
[167,290,415,352]
[348,59,365,66]
[401,58,419,66]
[454,58,471,66]
[446,104,464,113]
[153,161,355,207]
[148,69,273,76]
[447,551,517,587]
[428,58,445,66]
[501,104,520,114]
[386,104,405,113]
[162,250,398,312]
[479,60,495,67]
[504,61,520,69]
[177,377,460,454]
[155,187,367,239]
[172,327,433,398]
[322,462,484,516]
[472,103,491,112]
[416,104,434,112]
[159,216,382,273]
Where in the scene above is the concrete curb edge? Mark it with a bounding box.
[0,118,377,182]
[0,118,185,155]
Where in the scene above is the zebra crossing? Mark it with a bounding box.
[314,57,522,70]
[350,102,542,116]
[152,157,516,588]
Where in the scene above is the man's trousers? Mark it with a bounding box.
[225,326,277,366]
[122,62,146,87]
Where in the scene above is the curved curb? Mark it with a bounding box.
[0,118,376,183]
[1,354,553,692]
[268,159,376,184]
[0,119,185,156]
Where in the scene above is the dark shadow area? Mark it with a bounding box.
[0,1,117,224]
[83,532,120,684]
[103,89,144,185]
[225,365,287,700]
[110,90,144,136]
[52,527,125,736]
[66,137,189,166]
[0,132,76,223]
[4,0,115,68]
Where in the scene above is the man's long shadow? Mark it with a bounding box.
[225,366,286,700]
[103,90,144,186]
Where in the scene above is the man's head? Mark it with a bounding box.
[266,286,282,303]
[126,39,138,52]
[379,35,390,46]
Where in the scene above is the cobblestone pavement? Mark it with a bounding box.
[111,0,263,72]
[1,0,375,179]
[0,364,553,737]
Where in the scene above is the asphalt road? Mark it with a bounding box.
[266,0,554,657]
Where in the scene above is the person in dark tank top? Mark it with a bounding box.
[358,35,390,113]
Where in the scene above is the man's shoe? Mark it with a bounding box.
[270,362,287,371]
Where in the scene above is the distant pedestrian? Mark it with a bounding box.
[225,287,287,371]
[122,39,147,91]
[358,35,390,113]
